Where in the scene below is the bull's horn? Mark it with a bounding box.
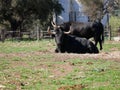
[64,30,71,34]
[51,21,57,27]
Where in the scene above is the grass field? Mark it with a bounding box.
[0,40,120,90]
[110,16,120,30]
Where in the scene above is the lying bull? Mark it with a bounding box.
[47,26,99,54]
[51,21,104,50]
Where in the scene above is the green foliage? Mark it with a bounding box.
[0,0,63,31]
[79,0,120,20]
[0,40,55,53]
[102,41,120,52]
[79,0,104,20]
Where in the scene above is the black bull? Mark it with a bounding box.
[47,27,99,54]
[52,21,104,50]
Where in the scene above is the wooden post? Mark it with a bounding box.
[106,12,111,40]
[0,29,5,42]
[109,25,112,40]
[36,25,40,41]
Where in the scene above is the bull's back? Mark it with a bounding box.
[70,23,94,39]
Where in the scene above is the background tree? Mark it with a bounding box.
[0,0,63,36]
[78,0,120,21]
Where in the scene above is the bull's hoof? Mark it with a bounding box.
[100,48,103,50]
[55,49,59,53]
[94,51,99,54]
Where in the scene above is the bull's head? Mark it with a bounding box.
[47,26,71,35]
[50,21,71,35]
[47,24,64,53]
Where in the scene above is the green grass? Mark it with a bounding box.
[102,41,120,52]
[63,58,120,89]
[0,40,120,90]
[0,40,55,53]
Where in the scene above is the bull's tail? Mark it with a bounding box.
[101,23,104,43]
[102,25,104,43]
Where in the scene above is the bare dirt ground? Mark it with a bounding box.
[53,51,120,62]
[1,49,120,62]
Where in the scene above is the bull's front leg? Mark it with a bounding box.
[55,47,59,53]
[55,44,65,53]
[99,39,103,50]
[94,37,99,50]
[55,44,61,53]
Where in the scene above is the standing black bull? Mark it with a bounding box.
[47,27,99,54]
[51,21,104,50]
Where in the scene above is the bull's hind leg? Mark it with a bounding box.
[99,39,103,50]
[95,40,102,50]
[94,37,102,50]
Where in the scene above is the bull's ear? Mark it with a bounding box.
[47,26,56,35]
[47,26,51,34]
